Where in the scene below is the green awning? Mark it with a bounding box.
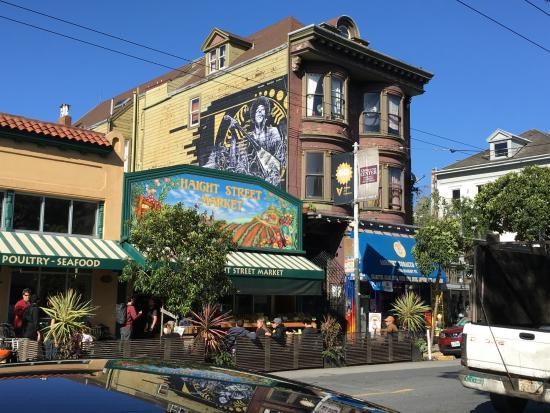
[231,277,322,296]
[225,251,324,280]
[0,231,131,270]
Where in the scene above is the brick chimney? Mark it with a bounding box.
[58,103,72,126]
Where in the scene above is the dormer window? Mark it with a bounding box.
[208,45,226,73]
[494,142,508,158]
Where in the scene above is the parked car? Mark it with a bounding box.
[438,317,470,356]
[0,357,398,412]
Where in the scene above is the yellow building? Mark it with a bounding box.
[0,108,130,334]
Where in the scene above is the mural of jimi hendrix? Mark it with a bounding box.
[202,81,287,187]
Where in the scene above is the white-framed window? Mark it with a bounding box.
[306,74,324,117]
[218,45,226,69]
[363,93,381,133]
[207,45,227,73]
[388,94,401,136]
[494,142,508,158]
[189,97,200,127]
[331,77,345,120]
[209,49,217,73]
[12,193,97,236]
[305,152,325,199]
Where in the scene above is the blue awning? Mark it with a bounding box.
[354,230,446,284]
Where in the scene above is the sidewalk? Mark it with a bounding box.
[273,359,461,381]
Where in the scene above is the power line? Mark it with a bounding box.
[411,127,484,150]
[1,5,535,157]
[454,0,550,54]
[522,0,550,18]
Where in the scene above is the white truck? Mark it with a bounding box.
[459,240,550,413]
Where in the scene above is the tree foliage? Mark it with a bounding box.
[412,216,463,277]
[473,166,550,241]
[390,291,430,334]
[121,204,236,316]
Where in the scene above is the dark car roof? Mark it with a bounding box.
[0,358,396,412]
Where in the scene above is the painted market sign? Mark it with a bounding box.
[123,165,302,252]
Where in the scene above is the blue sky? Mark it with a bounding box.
[1,0,549,195]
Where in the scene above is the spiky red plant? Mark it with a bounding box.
[190,304,232,360]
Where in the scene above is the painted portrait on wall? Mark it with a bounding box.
[196,77,288,188]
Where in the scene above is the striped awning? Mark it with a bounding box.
[225,251,324,280]
[0,231,130,270]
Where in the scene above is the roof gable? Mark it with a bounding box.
[486,128,529,144]
[201,28,252,52]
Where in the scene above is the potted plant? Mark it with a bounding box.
[390,291,430,361]
[320,315,344,367]
[41,289,96,359]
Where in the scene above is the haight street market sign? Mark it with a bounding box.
[123,165,302,252]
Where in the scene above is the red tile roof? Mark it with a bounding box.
[0,112,111,147]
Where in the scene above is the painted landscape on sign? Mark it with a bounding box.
[129,172,298,251]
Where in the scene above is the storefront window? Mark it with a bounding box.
[13,194,42,231]
[235,295,253,315]
[43,198,70,233]
[9,267,92,314]
[253,295,271,315]
[12,193,97,236]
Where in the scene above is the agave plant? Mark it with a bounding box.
[390,291,430,335]
[190,304,232,361]
[41,289,97,359]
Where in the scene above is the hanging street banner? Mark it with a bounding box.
[331,152,354,205]
[357,148,379,201]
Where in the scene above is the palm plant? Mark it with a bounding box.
[41,289,96,359]
[190,304,232,361]
[390,291,430,335]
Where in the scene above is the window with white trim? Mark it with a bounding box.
[12,193,97,236]
[189,97,200,127]
[494,142,508,158]
[207,45,227,73]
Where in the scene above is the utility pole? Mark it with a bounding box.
[353,141,361,333]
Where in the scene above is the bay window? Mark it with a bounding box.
[12,193,97,236]
[305,72,348,121]
[331,77,345,120]
[363,93,381,133]
[306,74,324,117]
[388,94,401,135]
[388,167,404,210]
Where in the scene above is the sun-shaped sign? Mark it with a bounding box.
[393,241,407,258]
[336,162,353,185]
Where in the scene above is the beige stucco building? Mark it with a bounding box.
[0,109,129,334]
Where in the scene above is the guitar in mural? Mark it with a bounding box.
[223,114,281,179]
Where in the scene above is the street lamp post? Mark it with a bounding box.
[353,142,361,333]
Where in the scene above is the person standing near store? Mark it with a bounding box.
[21,294,40,341]
[255,318,271,337]
[13,288,31,337]
[121,297,142,341]
[144,298,159,338]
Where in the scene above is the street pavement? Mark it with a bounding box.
[274,360,550,413]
